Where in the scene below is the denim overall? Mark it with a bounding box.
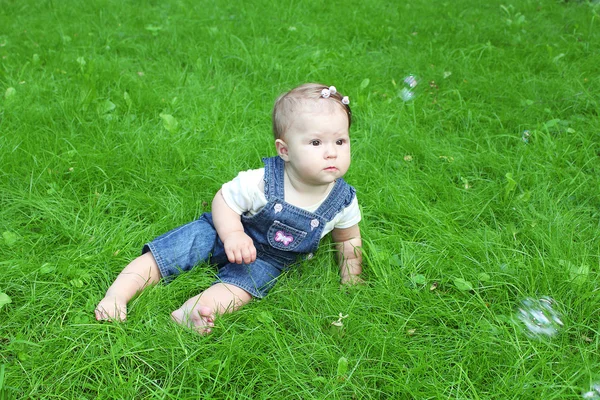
[143,156,356,298]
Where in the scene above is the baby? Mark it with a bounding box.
[95,83,363,333]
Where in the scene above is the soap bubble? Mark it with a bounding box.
[399,88,415,101]
[522,130,531,144]
[404,75,418,88]
[516,297,564,338]
[582,383,600,399]
[399,74,419,102]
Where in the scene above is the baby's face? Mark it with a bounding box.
[280,102,351,187]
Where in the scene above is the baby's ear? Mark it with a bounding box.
[275,139,289,161]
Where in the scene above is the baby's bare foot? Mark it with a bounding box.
[171,304,215,335]
[95,295,127,321]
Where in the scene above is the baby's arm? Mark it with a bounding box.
[331,224,363,285]
[212,189,256,264]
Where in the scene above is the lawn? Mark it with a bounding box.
[1,0,599,398]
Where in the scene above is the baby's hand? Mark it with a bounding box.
[223,231,256,264]
[341,274,364,286]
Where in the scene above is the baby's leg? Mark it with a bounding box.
[95,252,161,321]
[171,283,252,334]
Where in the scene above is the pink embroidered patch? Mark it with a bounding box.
[274,230,293,246]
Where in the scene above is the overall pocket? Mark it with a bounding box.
[267,220,307,252]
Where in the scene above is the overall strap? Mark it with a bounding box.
[262,156,285,201]
[315,178,356,222]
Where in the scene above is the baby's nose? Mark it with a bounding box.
[324,143,337,158]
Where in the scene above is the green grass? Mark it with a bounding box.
[1,0,600,398]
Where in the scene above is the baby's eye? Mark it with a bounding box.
[310,140,321,146]
[336,139,346,145]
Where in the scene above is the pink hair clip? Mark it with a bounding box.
[321,85,350,105]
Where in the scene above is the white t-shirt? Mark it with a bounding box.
[221,168,361,238]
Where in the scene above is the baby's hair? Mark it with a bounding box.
[272,83,352,140]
